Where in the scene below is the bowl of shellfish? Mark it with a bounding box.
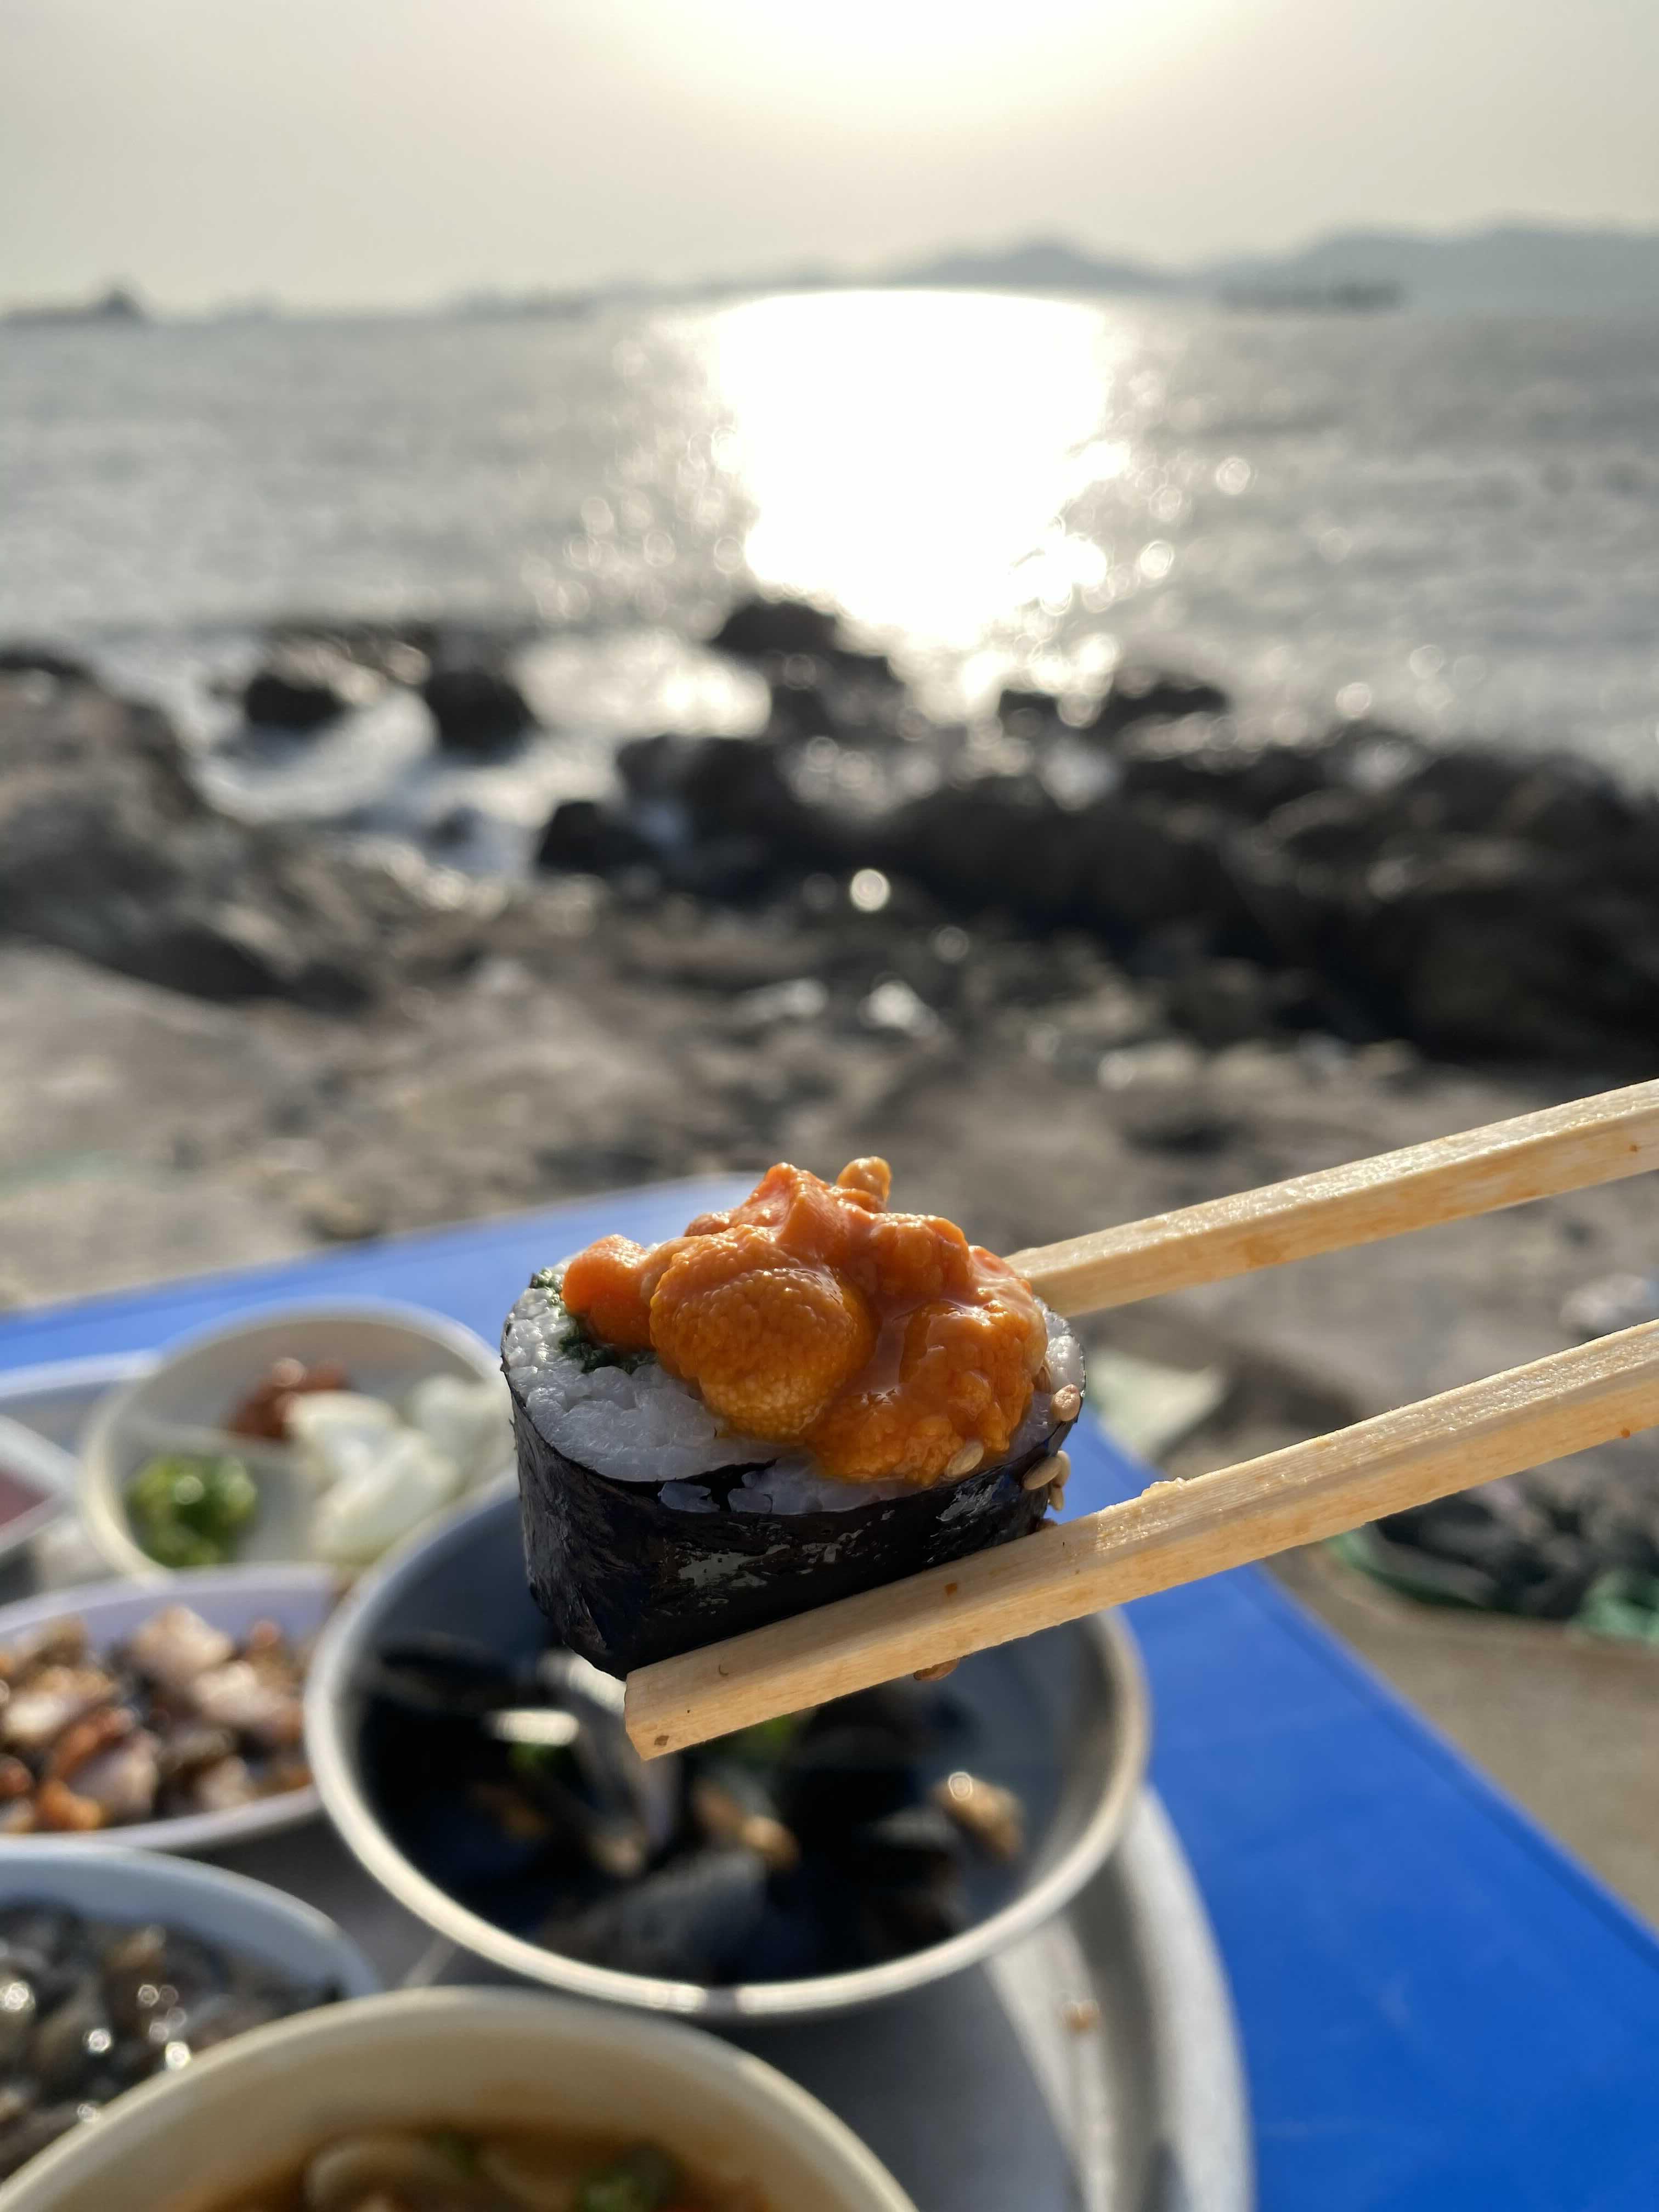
[306,1488,1149,2021]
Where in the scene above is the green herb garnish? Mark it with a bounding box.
[576,2143,684,2212]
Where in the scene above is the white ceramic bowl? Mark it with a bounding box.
[0,1566,336,1853]
[80,1301,509,1581]
[0,1987,917,2212]
[0,1837,378,1996]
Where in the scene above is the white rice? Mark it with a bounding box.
[504,1278,1084,1509]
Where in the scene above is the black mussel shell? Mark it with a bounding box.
[776,1725,919,1839]
[359,1633,527,1719]
[540,1847,771,1983]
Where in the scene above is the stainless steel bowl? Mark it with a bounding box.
[306,1488,1149,2022]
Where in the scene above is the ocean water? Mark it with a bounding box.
[3,291,1658,865]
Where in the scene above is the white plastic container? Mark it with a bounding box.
[78,1301,510,1579]
[0,1565,335,1852]
[0,1837,377,1997]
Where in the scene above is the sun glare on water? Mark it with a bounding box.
[701,290,1124,661]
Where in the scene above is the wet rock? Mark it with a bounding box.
[1160,956,1289,1048]
[1092,668,1233,738]
[0,646,91,685]
[884,775,1075,919]
[0,677,514,1007]
[422,665,531,751]
[242,667,347,732]
[1073,799,1238,939]
[535,799,658,877]
[711,595,844,662]
[607,732,850,895]
[547,697,1659,1062]
[995,669,1233,741]
[1115,723,1329,816]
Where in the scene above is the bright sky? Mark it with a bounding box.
[3,0,1657,310]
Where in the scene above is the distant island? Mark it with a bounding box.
[1199,223,1659,317]
[884,236,1170,296]
[12,222,1659,325]
[442,222,1659,322]
[1218,279,1404,314]
[2,284,146,328]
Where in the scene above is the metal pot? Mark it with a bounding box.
[305,1487,1149,2022]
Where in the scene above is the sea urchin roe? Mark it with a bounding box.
[559,1235,656,1352]
[560,1159,1048,1486]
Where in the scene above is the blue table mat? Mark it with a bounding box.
[3,1177,1657,2211]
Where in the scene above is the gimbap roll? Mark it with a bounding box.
[504,1158,1084,1675]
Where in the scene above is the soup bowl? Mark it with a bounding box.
[0,1987,916,2212]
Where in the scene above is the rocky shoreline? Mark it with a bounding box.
[542,596,1659,1070]
[7,595,1659,1076]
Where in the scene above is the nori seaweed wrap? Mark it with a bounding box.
[505,1160,1084,1677]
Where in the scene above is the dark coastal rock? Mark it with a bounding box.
[1115,721,1329,816]
[535,798,658,877]
[422,664,531,751]
[709,595,896,685]
[0,673,511,1007]
[243,666,347,731]
[1071,799,1241,939]
[710,595,846,663]
[996,669,1233,742]
[1092,668,1233,738]
[766,662,909,743]
[540,692,1659,1065]
[884,775,1076,919]
[0,644,92,685]
[618,731,851,887]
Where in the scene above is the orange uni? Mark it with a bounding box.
[561,1159,1048,1485]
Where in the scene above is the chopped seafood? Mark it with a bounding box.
[0,1604,311,1834]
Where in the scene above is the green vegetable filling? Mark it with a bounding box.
[126,1451,258,1568]
[530,1268,653,1376]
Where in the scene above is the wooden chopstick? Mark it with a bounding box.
[625,1319,1659,1756]
[1007,1078,1659,1317]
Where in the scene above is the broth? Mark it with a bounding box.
[211,2124,770,2212]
